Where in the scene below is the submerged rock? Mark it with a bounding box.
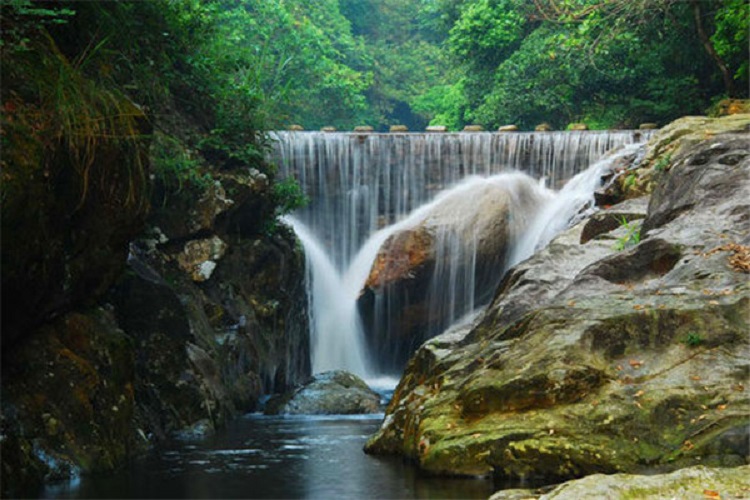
[365,116,750,484]
[265,371,381,415]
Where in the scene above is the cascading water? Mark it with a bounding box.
[283,217,370,379]
[271,131,652,376]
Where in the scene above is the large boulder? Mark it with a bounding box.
[490,465,750,500]
[358,174,552,373]
[265,371,381,415]
[364,117,750,486]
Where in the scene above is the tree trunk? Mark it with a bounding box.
[691,0,736,97]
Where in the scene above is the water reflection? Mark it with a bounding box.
[44,414,493,499]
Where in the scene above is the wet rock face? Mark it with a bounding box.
[358,175,550,373]
[365,116,750,484]
[0,309,141,497]
[1,101,151,350]
[265,371,381,415]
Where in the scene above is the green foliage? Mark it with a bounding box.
[682,332,704,348]
[411,82,469,130]
[151,132,212,196]
[2,28,150,211]
[653,154,672,172]
[613,216,641,251]
[711,0,750,86]
[438,0,746,129]
[272,177,309,216]
[0,0,74,53]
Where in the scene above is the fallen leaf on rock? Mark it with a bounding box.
[633,304,643,310]
[701,405,708,410]
[634,390,645,398]
[568,300,576,307]
[616,365,623,371]
[683,440,695,451]
[471,433,482,439]
[634,402,643,409]
[709,300,719,305]
[629,359,644,369]
[717,404,727,411]
[691,376,701,381]
[702,489,720,499]
[698,414,707,421]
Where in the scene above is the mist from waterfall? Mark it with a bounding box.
[272,132,651,377]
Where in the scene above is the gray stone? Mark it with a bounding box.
[265,371,381,415]
[365,116,750,482]
[490,465,750,500]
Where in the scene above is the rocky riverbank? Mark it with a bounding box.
[1,79,310,498]
[365,115,750,490]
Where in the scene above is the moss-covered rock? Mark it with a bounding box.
[1,309,141,497]
[490,465,750,499]
[613,114,750,201]
[365,116,750,486]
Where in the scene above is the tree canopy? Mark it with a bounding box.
[2,0,747,133]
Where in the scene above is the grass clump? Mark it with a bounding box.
[613,217,641,251]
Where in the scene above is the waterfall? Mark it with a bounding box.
[283,217,371,378]
[272,131,652,375]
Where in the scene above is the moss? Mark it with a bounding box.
[1,308,141,494]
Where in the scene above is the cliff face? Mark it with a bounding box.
[365,115,750,483]
[0,42,310,498]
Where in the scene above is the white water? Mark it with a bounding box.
[273,132,651,376]
[509,143,644,267]
[283,217,370,378]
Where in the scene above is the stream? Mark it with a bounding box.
[43,414,494,499]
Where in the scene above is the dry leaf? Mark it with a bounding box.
[634,390,645,398]
[709,300,720,306]
[629,359,644,369]
[683,440,695,451]
[691,376,701,381]
[717,404,727,411]
[471,433,482,439]
[703,489,720,499]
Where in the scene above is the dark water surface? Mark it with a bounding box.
[44,414,494,499]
